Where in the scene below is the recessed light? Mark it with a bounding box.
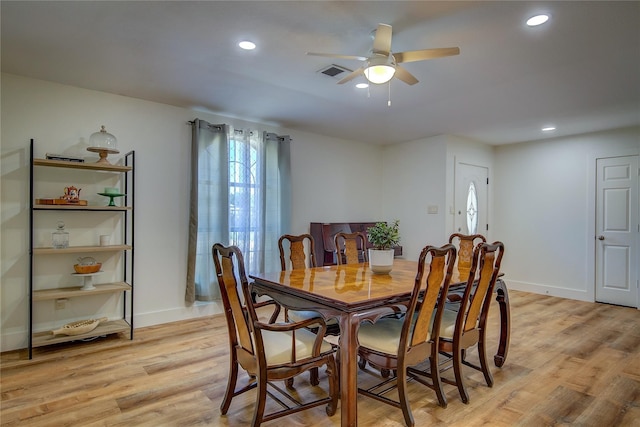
[542,126,556,132]
[527,14,550,27]
[238,40,256,50]
[356,83,369,89]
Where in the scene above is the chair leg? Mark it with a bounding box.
[430,354,448,408]
[310,367,320,386]
[335,351,340,383]
[397,364,415,427]
[251,375,268,427]
[477,332,494,387]
[325,356,339,416]
[453,346,470,404]
[358,355,366,370]
[220,355,239,414]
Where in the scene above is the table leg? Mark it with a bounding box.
[338,312,359,427]
[493,279,510,367]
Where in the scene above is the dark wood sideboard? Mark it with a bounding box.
[309,222,403,266]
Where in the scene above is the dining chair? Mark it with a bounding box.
[447,233,486,302]
[437,241,505,404]
[334,231,368,265]
[278,234,340,332]
[278,233,317,271]
[278,234,340,385]
[448,233,486,280]
[213,243,339,425]
[356,244,457,426]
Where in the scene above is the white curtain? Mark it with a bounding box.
[185,119,291,303]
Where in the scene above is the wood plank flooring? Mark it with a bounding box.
[2,290,639,426]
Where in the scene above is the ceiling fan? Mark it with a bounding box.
[307,23,460,86]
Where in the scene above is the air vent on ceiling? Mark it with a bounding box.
[318,64,351,79]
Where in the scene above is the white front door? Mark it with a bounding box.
[595,155,639,307]
[454,163,488,235]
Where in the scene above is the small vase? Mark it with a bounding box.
[368,248,394,274]
[52,221,69,249]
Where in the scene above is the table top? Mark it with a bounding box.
[250,259,467,311]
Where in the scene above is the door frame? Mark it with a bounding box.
[587,148,639,309]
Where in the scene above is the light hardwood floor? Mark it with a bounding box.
[1,290,639,426]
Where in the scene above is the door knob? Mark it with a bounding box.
[598,235,605,240]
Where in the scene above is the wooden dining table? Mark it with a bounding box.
[250,259,510,427]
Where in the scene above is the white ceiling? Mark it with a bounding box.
[2,1,639,145]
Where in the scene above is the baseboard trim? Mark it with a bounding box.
[506,280,593,302]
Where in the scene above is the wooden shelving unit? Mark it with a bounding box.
[29,139,135,358]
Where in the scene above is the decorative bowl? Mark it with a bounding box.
[73,263,102,274]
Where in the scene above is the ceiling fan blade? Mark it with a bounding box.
[337,67,365,84]
[394,47,460,63]
[306,52,368,61]
[372,23,393,55]
[394,65,419,85]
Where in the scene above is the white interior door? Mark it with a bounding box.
[454,163,488,235]
[595,155,639,307]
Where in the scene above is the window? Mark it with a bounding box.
[228,130,262,270]
[466,181,478,234]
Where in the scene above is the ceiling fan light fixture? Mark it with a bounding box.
[364,55,396,84]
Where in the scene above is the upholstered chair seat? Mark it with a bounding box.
[359,316,431,356]
[288,309,339,327]
[259,328,334,365]
[438,309,459,339]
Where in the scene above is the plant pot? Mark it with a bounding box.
[368,248,394,274]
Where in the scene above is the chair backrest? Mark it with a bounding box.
[334,231,368,265]
[456,241,504,335]
[403,244,457,350]
[449,233,486,281]
[212,243,257,365]
[278,234,317,271]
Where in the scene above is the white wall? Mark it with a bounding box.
[381,136,448,260]
[0,73,381,351]
[288,129,383,229]
[493,127,640,301]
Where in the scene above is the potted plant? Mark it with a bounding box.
[366,220,400,274]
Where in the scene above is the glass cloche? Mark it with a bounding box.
[87,125,119,164]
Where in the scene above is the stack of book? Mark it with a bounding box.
[45,153,85,163]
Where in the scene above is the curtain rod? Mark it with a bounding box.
[187,121,291,141]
